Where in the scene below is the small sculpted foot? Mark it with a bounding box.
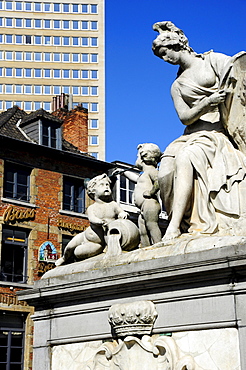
[162,227,181,243]
[55,257,65,267]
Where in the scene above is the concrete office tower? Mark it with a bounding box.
[0,0,105,160]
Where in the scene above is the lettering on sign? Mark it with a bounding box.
[0,293,28,307]
[57,218,86,233]
[38,261,56,276]
[3,206,36,223]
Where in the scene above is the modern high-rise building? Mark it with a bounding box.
[0,0,105,159]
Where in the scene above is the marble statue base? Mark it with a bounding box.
[19,235,246,369]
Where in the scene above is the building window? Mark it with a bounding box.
[15,101,22,108]
[24,85,32,94]
[81,70,88,79]
[6,51,13,60]
[25,2,32,11]
[6,34,13,43]
[62,86,69,94]
[72,37,79,46]
[15,85,22,94]
[44,3,51,11]
[90,152,98,159]
[63,20,69,29]
[35,19,42,28]
[63,177,85,213]
[82,53,89,62]
[1,228,28,283]
[119,176,135,205]
[24,101,32,110]
[16,35,23,44]
[63,36,69,46]
[72,86,79,95]
[34,52,41,61]
[91,37,98,47]
[54,69,60,78]
[44,36,51,45]
[44,19,50,28]
[15,68,22,77]
[40,122,61,148]
[54,53,61,62]
[4,163,30,201]
[91,103,98,112]
[44,85,51,94]
[91,4,98,13]
[24,52,32,61]
[62,53,69,62]
[72,20,78,30]
[91,70,98,79]
[6,18,13,27]
[0,84,2,93]
[15,51,22,60]
[0,312,26,369]
[6,1,13,10]
[82,4,88,13]
[15,1,22,10]
[72,69,79,79]
[90,119,98,129]
[82,21,88,30]
[24,68,32,78]
[5,101,13,109]
[89,135,98,145]
[54,86,61,95]
[15,18,22,27]
[44,69,51,78]
[81,102,88,109]
[44,53,51,62]
[34,68,42,78]
[63,3,69,12]
[54,20,60,29]
[54,3,60,12]
[91,21,98,30]
[43,102,51,111]
[72,53,79,63]
[72,3,78,12]
[91,86,98,96]
[82,86,88,95]
[5,84,13,94]
[25,18,32,27]
[6,68,13,77]
[35,2,41,11]
[34,101,41,110]
[34,85,41,94]
[81,37,88,46]
[91,53,98,63]
[62,69,69,79]
[34,35,41,44]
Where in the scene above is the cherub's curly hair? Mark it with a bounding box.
[152,21,194,57]
[87,173,111,200]
[137,143,162,166]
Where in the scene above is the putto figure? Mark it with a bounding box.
[152,21,246,241]
[56,174,129,265]
[120,143,162,247]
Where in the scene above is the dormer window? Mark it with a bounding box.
[40,121,61,149]
[19,108,62,150]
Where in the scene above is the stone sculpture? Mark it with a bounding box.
[83,300,198,369]
[56,174,139,266]
[152,21,246,241]
[118,143,162,247]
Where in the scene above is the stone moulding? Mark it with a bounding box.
[108,300,158,337]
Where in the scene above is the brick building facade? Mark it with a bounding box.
[0,105,112,369]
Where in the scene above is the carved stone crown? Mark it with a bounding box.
[108,301,158,337]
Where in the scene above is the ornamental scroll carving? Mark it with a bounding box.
[84,301,200,370]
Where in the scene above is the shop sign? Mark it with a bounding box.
[3,205,35,223]
[57,218,86,233]
[39,241,57,262]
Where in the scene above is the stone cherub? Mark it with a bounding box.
[118,143,162,247]
[56,173,129,266]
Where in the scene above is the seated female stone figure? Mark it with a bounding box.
[152,21,246,241]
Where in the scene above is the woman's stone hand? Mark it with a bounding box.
[208,90,226,106]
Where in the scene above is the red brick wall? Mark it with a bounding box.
[53,107,88,152]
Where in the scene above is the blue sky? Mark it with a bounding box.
[105,0,246,164]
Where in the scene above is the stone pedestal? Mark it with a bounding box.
[19,235,246,369]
